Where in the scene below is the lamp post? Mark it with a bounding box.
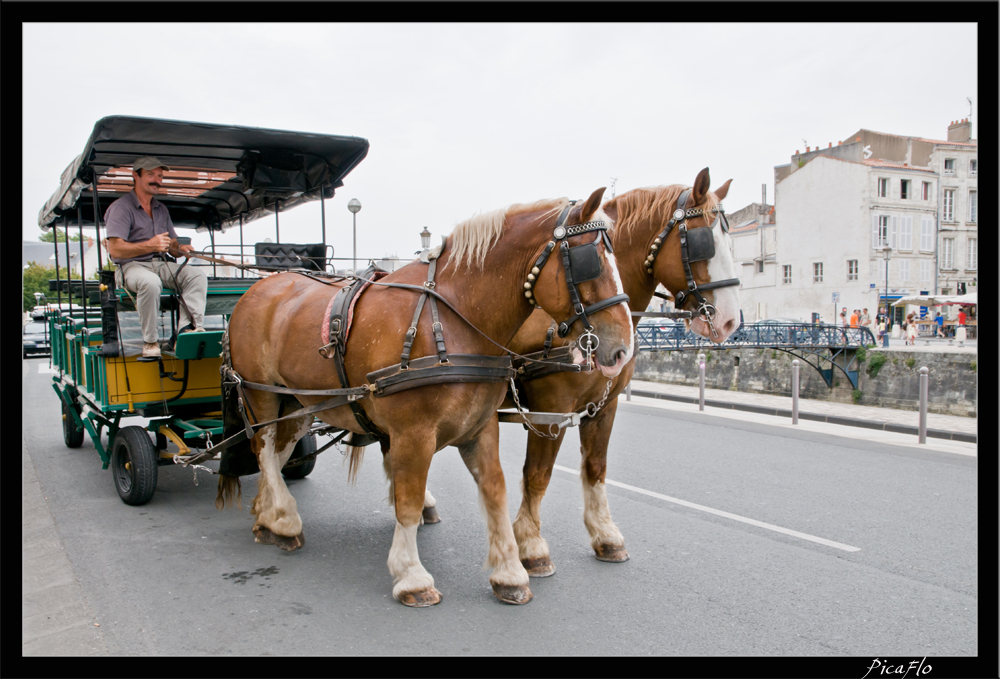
[347,198,362,273]
[420,226,431,253]
[882,245,891,329]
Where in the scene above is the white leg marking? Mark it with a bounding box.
[254,419,311,537]
[581,459,624,551]
[512,479,550,561]
[388,521,435,599]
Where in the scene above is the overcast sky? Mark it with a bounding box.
[23,22,978,264]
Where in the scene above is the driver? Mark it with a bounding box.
[105,156,208,359]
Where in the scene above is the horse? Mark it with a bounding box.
[217,187,635,606]
[499,168,741,576]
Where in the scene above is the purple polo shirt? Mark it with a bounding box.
[104,191,178,264]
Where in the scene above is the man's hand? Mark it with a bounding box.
[148,232,172,254]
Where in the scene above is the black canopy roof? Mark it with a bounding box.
[39,116,369,232]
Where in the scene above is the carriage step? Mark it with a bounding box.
[173,331,225,360]
[497,410,582,431]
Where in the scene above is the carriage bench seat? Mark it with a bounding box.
[114,288,180,312]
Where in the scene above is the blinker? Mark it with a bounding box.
[684,226,716,262]
[567,242,602,282]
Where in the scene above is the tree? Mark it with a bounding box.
[38,228,82,243]
[22,261,97,312]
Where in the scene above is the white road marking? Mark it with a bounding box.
[553,464,861,553]
[38,364,57,375]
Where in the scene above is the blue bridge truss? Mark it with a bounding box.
[635,321,878,390]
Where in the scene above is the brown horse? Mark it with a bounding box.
[501,168,741,576]
[220,187,634,606]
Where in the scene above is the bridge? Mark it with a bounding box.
[634,318,878,390]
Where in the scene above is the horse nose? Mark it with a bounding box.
[721,318,737,337]
[614,348,628,363]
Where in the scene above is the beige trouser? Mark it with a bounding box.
[117,259,208,344]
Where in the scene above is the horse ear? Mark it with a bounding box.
[714,178,733,201]
[579,187,607,222]
[691,168,711,204]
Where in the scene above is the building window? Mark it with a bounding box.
[877,177,889,198]
[922,181,931,200]
[756,260,764,274]
[898,259,910,282]
[967,238,977,270]
[813,262,823,283]
[942,189,955,221]
[969,159,977,176]
[899,216,913,251]
[969,190,977,222]
[872,215,889,248]
[782,265,791,285]
[920,217,934,251]
[900,179,909,199]
[942,238,954,269]
[920,259,932,283]
[943,158,955,175]
[847,260,858,281]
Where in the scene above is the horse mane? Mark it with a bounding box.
[444,197,567,271]
[608,184,721,237]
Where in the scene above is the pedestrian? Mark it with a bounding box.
[850,309,859,328]
[840,307,848,327]
[105,156,208,359]
[878,316,888,347]
[860,307,871,331]
[934,312,944,338]
[905,312,917,345]
[956,307,968,343]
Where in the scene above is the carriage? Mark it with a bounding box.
[39,116,373,505]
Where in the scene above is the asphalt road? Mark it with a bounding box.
[22,357,978,657]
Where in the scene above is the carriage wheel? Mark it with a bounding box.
[111,426,158,506]
[62,399,85,449]
[281,434,317,480]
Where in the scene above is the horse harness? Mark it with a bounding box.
[647,189,740,336]
[216,200,630,454]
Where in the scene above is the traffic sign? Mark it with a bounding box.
[832,292,840,303]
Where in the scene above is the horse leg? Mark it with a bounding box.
[421,488,440,524]
[250,413,313,552]
[512,429,566,577]
[458,416,533,604]
[385,435,442,607]
[579,397,629,562]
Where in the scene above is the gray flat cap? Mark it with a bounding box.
[132,156,171,172]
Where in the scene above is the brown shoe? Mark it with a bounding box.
[142,342,161,359]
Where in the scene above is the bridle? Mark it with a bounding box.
[645,189,740,336]
[522,201,630,360]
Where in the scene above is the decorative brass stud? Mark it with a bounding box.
[654,237,662,244]
[524,282,532,290]
[646,268,653,274]
[524,291,533,298]
[531,266,540,275]
[527,273,535,282]
[651,244,659,251]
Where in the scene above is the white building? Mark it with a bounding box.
[734,122,977,325]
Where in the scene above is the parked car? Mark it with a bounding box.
[637,316,683,332]
[752,317,802,324]
[23,321,51,358]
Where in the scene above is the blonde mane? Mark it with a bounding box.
[608,184,720,237]
[445,197,568,270]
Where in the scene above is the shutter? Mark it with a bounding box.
[901,216,912,250]
[889,216,898,249]
[872,214,880,248]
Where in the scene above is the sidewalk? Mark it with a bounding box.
[626,380,977,444]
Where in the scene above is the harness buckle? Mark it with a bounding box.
[423,280,436,290]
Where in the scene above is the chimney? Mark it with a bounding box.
[828,142,832,148]
[806,146,810,152]
[838,141,842,145]
[948,118,971,142]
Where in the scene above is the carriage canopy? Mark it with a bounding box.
[38,116,369,233]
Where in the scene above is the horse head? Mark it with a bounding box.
[527,187,634,377]
[644,168,741,342]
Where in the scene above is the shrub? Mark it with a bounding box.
[866,352,888,379]
[852,389,863,404]
[905,357,916,369]
[855,345,867,363]
[970,361,977,372]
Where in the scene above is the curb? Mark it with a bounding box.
[626,389,977,444]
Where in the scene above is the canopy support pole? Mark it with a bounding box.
[209,228,217,277]
[275,199,280,244]
[239,215,244,279]
[92,182,103,272]
[320,187,326,247]
[54,217,64,311]
[79,202,88,327]
[66,212,75,317]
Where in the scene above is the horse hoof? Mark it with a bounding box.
[253,525,305,552]
[421,506,441,524]
[492,583,533,605]
[520,556,556,578]
[594,543,629,562]
[398,587,442,607]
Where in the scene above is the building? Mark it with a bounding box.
[734,121,977,324]
[23,238,98,275]
[728,202,779,320]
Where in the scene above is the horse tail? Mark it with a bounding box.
[215,474,242,511]
[346,444,366,486]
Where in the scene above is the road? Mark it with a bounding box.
[22,357,978,658]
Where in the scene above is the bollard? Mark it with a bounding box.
[918,366,928,444]
[626,380,631,401]
[698,353,706,411]
[791,359,800,425]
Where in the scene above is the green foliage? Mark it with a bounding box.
[855,345,867,363]
[970,361,976,372]
[38,228,81,243]
[22,262,96,312]
[905,357,916,369]
[771,350,778,360]
[866,352,888,379]
[852,389,863,404]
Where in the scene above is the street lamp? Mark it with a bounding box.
[420,227,431,250]
[882,245,891,329]
[347,198,362,273]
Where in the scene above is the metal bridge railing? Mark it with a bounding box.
[636,322,877,352]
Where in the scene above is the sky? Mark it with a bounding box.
[22,22,978,266]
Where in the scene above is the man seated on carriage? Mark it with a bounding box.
[104,156,208,359]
